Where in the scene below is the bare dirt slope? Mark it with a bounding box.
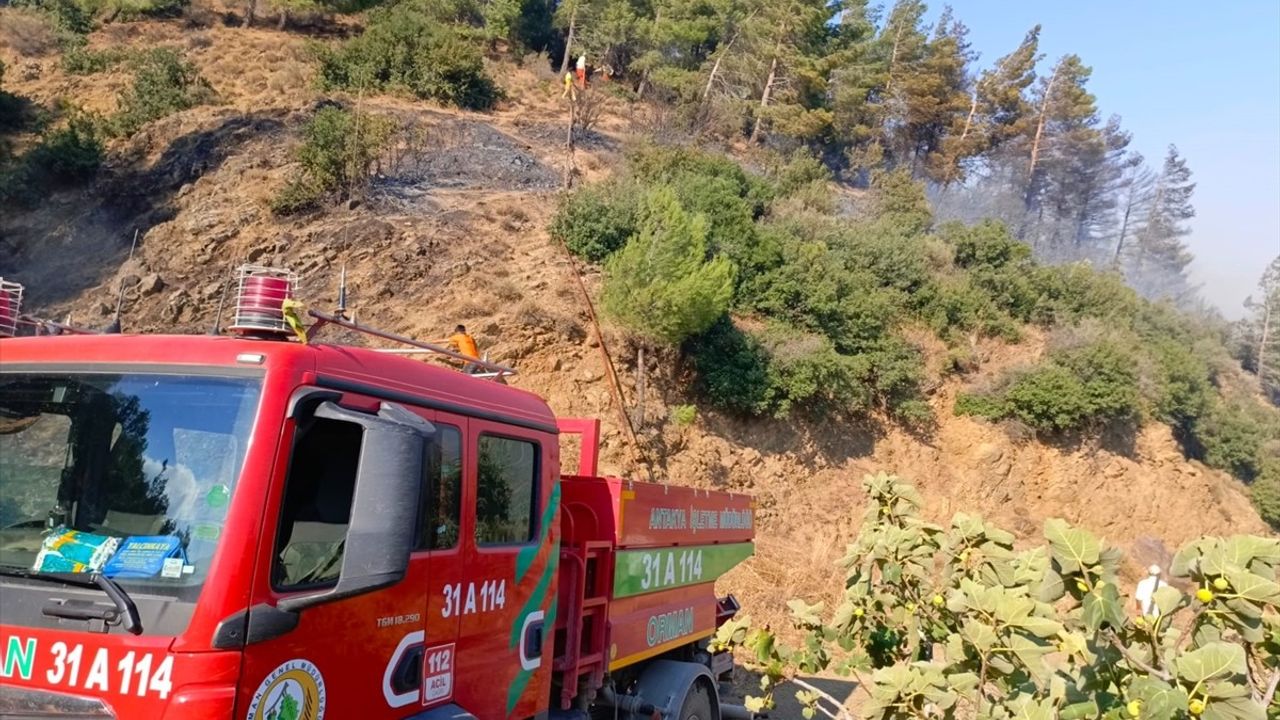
[2,15,1272,637]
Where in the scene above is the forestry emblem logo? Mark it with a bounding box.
[246,659,327,720]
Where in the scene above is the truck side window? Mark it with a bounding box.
[274,417,361,588]
[475,435,538,545]
[419,424,461,550]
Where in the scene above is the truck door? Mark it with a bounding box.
[449,419,557,719]
[236,389,432,720]
[418,413,465,710]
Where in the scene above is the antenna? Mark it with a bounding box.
[208,279,230,335]
[336,265,348,319]
[105,229,140,335]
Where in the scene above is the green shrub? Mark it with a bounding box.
[110,49,212,137]
[1146,337,1212,435]
[269,176,326,215]
[1195,399,1270,482]
[601,187,735,346]
[688,318,926,422]
[958,340,1140,434]
[755,322,872,419]
[765,148,832,198]
[687,318,772,416]
[12,0,93,35]
[626,145,773,214]
[1,110,102,206]
[25,112,104,184]
[271,106,394,214]
[95,0,189,20]
[1027,263,1140,326]
[0,61,24,132]
[922,276,1020,342]
[548,182,637,262]
[1253,462,1280,531]
[941,219,1030,270]
[62,46,130,75]
[669,404,697,427]
[869,168,932,236]
[317,0,500,110]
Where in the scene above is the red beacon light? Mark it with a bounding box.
[227,265,299,339]
[0,278,23,338]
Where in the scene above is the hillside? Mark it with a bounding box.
[2,6,1276,637]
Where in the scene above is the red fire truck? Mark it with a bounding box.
[0,270,757,720]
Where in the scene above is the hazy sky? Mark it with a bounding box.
[923,0,1280,319]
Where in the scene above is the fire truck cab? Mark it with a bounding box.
[0,273,755,720]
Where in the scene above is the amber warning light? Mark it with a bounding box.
[0,278,23,338]
[228,265,298,338]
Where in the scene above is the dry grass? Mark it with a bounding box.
[491,280,523,303]
[0,9,61,57]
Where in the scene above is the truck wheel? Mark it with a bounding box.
[678,680,714,720]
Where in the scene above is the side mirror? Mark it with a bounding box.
[278,401,434,613]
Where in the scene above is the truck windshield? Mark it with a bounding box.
[0,372,261,599]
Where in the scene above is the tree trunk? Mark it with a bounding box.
[563,96,576,188]
[884,24,904,93]
[559,3,578,75]
[1112,186,1137,267]
[749,40,782,144]
[1260,299,1273,380]
[702,13,753,102]
[634,345,647,427]
[277,7,288,30]
[243,0,257,26]
[1027,60,1060,179]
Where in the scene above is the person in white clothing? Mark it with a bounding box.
[1134,565,1166,615]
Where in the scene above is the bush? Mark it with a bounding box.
[755,322,872,419]
[958,340,1141,434]
[25,112,104,184]
[687,318,926,422]
[1253,463,1280,531]
[271,106,394,214]
[941,219,1030,270]
[1,109,102,206]
[717,473,1280,720]
[548,182,637,262]
[1194,399,1270,482]
[110,49,212,137]
[600,187,735,346]
[62,46,130,75]
[669,404,697,427]
[687,318,772,417]
[11,0,92,36]
[869,168,932,235]
[0,61,25,132]
[317,0,500,110]
[626,144,773,214]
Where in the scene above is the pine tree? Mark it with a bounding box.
[1110,159,1155,268]
[732,0,830,143]
[932,24,1040,186]
[826,0,884,170]
[873,0,931,165]
[603,187,736,425]
[1125,145,1196,301]
[902,7,975,181]
[1040,115,1136,261]
[1023,55,1099,213]
[1240,256,1280,404]
[602,187,736,346]
[630,0,720,102]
